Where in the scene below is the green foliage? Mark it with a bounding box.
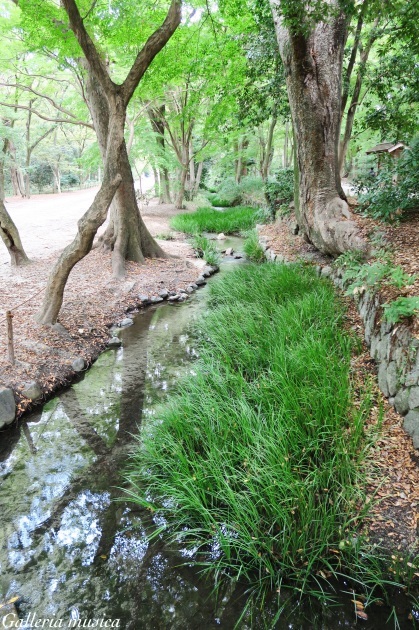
[383,297,419,323]
[60,172,80,189]
[125,263,375,610]
[354,141,419,222]
[265,169,294,216]
[337,248,417,295]
[155,232,175,240]
[243,230,266,262]
[170,206,258,235]
[190,234,220,267]
[210,177,266,208]
[29,161,53,192]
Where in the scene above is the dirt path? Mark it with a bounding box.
[0,189,206,420]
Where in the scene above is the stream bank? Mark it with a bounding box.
[1,235,418,628]
[257,219,419,555]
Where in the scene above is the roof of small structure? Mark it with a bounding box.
[366,142,408,154]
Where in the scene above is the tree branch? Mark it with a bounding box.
[0,82,90,123]
[61,0,116,96]
[0,100,94,128]
[29,125,55,153]
[121,0,182,106]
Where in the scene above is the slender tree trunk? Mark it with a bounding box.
[193,161,203,197]
[175,165,188,209]
[338,18,380,175]
[52,165,61,194]
[152,165,159,197]
[262,114,277,180]
[0,201,30,265]
[270,0,367,255]
[148,105,172,203]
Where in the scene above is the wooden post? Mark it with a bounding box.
[6,310,15,365]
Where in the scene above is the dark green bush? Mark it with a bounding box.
[265,168,294,216]
[354,140,419,222]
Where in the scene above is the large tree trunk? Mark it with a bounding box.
[270,0,367,256]
[101,141,165,278]
[0,201,30,265]
[35,0,181,324]
[83,71,165,277]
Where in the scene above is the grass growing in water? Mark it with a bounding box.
[170,205,258,235]
[126,264,380,615]
[190,234,220,267]
[243,229,266,262]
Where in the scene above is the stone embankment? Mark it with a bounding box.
[258,230,419,447]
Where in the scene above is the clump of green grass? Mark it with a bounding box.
[190,234,220,267]
[155,232,176,241]
[243,229,266,262]
[170,206,258,235]
[125,264,378,613]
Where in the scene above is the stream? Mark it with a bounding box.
[0,236,417,629]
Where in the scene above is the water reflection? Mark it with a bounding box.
[0,249,416,628]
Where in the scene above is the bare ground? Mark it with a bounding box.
[0,189,205,417]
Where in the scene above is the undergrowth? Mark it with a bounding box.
[335,248,418,324]
[124,264,396,621]
[170,205,258,235]
[190,234,220,267]
[243,229,266,262]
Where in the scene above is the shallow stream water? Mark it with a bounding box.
[0,237,417,629]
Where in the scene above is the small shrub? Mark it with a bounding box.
[190,234,220,267]
[353,139,419,222]
[383,296,419,323]
[243,230,266,262]
[211,177,266,209]
[265,169,294,216]
[238,176,266,207]
[211,178,241,207]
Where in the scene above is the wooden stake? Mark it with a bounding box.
[6,310,15,365]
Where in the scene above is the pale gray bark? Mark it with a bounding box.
[0,201,30,265]
[36,0,181,323]
[270,0,367,255]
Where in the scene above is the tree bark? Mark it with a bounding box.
[270,0,367,255]
[338,17,380,175]
[36,0,181,323]
[148,105,172,203]
[82,67,165,278]
[36,97,124,324]
[0,201,30,265]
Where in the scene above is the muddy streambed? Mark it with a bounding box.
[0,237,416,629]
